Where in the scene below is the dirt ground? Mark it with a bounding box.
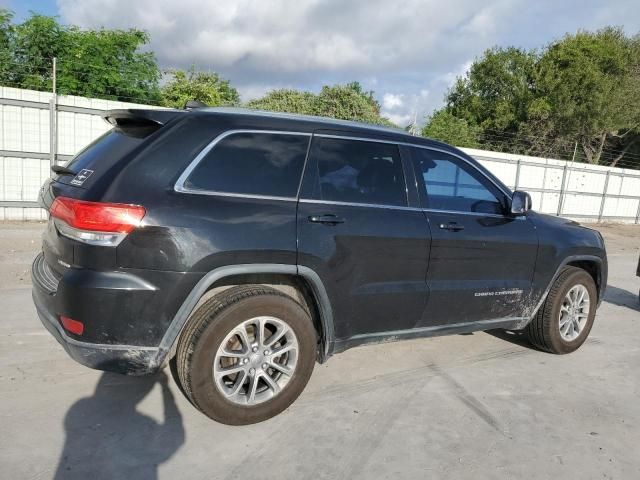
[0,221,44,288]
[591,223,640,254]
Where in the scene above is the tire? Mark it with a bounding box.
[526,266,597,354]
[174,285,317,425]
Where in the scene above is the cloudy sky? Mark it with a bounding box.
[4,0,640,126]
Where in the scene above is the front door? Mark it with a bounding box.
[297,134,431,342]
[407,147,538,326]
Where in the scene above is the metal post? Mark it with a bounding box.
[540,163,549,212]
[49,57,57,175]
[556,141,578,217]
[557,164,568,216]
[52,56,56,95]
[635,199,640,225]
[514,160,521,190]
[597,171,610,223]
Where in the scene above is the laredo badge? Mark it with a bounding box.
[70,169,94,186]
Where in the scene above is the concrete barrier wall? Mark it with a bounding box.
[1,86,639,223]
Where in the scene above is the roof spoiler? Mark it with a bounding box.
[184,100,207,110]
[103,108,185,126]
[102,109,186,138]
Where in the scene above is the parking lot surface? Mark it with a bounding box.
[1,222,639,479]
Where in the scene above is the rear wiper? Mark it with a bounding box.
[51,165,75,176]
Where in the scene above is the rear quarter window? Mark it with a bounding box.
[182,132,310,198]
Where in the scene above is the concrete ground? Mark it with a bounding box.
[1,222,639,480]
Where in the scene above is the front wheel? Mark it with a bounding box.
[173,285,317,425]
[526,266,597,354]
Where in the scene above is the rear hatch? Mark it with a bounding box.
[38,108,184,279]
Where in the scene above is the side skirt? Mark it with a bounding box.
[332,317,528,354]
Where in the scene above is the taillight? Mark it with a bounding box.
[50,196,145,246]
[60,316,84,336]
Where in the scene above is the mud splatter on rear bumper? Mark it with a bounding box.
[33,289,161,376]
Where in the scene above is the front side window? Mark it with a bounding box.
[412,148,506,214]
[184,132,310,197]
[308,137,407,207]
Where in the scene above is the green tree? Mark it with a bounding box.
[536,27,640,164]
[314,83,392,126]
[160,66,240,108]
[245,88,316,114]
[0,10,13,85]
[341,81,383,116]
[421,110,480,147]
[58,28,161,103]
[447,47,537,132]
[441,47,540,154]
[247,82,394,127]
[0,9,161,103]
[433,29,640,167]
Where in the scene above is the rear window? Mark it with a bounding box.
[308,137,407,207]
[183,132,310,198]
[57,130,145,187]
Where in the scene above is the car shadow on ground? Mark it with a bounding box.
[485,329,538,350]
[603,285,640,312]
[54,371,185,480]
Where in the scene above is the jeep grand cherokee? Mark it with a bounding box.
[32,107,607,424]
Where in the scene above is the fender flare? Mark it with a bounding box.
[526,254,605,321]
[153,264,335,368]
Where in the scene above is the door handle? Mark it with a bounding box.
[439,222,464,232]
[308,214,345,225]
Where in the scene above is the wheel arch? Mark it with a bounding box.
[529,254,605,322]
[566,259,603,298]
[154,264,335,368]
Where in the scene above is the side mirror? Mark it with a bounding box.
[510,190,532,216]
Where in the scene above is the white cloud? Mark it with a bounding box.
[382,93,404,110]
[57,0,640,125]
[238,84,281,102]
[385,113,412,128]
[382,88,431,127]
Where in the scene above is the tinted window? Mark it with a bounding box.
[309,137,406,206]
[185,132,309,197]
[57,130,145,187]
[412,149,506,214]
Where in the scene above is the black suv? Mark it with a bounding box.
[32,108,607,424]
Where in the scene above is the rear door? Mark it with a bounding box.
[407,147,538,326]
[297,134,431,342]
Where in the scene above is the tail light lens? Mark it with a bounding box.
[60,316,84,336]
[50,196,145,246]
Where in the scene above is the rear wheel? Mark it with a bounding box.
[526,266,597,354]
[173,285,317,425]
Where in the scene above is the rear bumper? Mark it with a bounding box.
[33,292,160,375]
[31,254,163,375]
